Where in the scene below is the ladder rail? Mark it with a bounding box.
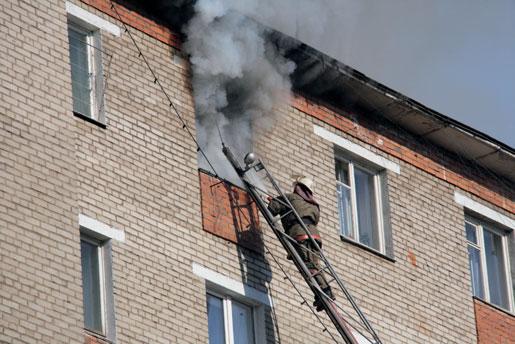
[278,231,382,341]
[261,162,383,344]
[223,147,386,344]
[223,147,359,344]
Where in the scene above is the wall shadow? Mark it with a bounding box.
[199,169,281,343]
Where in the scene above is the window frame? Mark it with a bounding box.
[78,213,124,343]
[66,1,121,126]
[67,19,104,122]
[335,155,386,254]
[465,215,514,312]
[206,290,257,344]
[80,234,107,335]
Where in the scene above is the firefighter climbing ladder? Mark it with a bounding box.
[223,146,383,344]
[110,3,382,341]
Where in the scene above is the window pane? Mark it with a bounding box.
[80,240,103,333]
[207,294,225,344]
[465,222,477,244]
[335,159,350,186]
[354,167,379,250]
[337,182,353,238]
[467,245,484,298]
[68,26,92,117]
[483,229,509,309]
[232,300,255,344]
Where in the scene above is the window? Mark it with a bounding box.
[207,292,256,344]
[67,20,104,121]
[79,232,116,341]
[465,216,514,311]
[80,235,105,334]
[66,2,120,124]
[78,214,122,341]
[335,156,386,252]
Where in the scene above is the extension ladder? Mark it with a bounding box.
[223,146,383,344]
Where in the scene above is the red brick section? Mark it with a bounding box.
[79,0,513,214]
[407,249,417,267]
[199,171,263,252]
[80,0,181,48]
[474,298,515,344]
[84,333,110,344]
[293,96,515,214]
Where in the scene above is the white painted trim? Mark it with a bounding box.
[502,235,514,311]
[454,192,515,230]
[66,2,121,37]
[192,263,271,307]
[313,125,400,174]
[79,214,125,242]
[478,225,490,303]
[224,298,233,344]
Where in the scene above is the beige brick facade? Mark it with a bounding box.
[1,1,513,344]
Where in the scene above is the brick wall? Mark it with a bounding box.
[68,0,206,342]
[292,96,514,214]
[0,0,83,343]
[81,0,181,47]
[254,105,481,343]
[199,171,262,252]
[474,298,515,344]
[1,0,514,344]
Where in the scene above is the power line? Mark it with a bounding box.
[109,1,220,178]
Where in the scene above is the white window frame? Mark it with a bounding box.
[80,234,107,335]
[79,214,124,341]
[68,21,103,120]
[207,290,257,344]
[465,215,514,312]
[314,124,398,256]
[336,156,386,253]
[192,263,267,344]
[66,2,120,123]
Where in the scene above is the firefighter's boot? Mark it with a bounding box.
[313,287,335,312]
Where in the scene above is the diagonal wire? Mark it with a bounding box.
[109,1,219,178]
[261,240,341,343]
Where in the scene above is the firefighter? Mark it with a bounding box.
[267,176,334,311]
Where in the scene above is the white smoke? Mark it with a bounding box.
[183,0,300,181]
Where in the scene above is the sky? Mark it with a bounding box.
[252,0,515,148]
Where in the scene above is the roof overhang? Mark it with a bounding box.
[127,0,515,183]
[280,43,515,181]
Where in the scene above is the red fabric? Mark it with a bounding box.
[294,234,321,241]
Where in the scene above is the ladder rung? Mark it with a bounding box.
[325,276,336,286]
[278,209,292,220]
[311,265,330,278]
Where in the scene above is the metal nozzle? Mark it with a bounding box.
[244,152,257,167]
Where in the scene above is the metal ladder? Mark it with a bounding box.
[223,146,383,344]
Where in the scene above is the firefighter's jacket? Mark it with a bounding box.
[268,192,320,239]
